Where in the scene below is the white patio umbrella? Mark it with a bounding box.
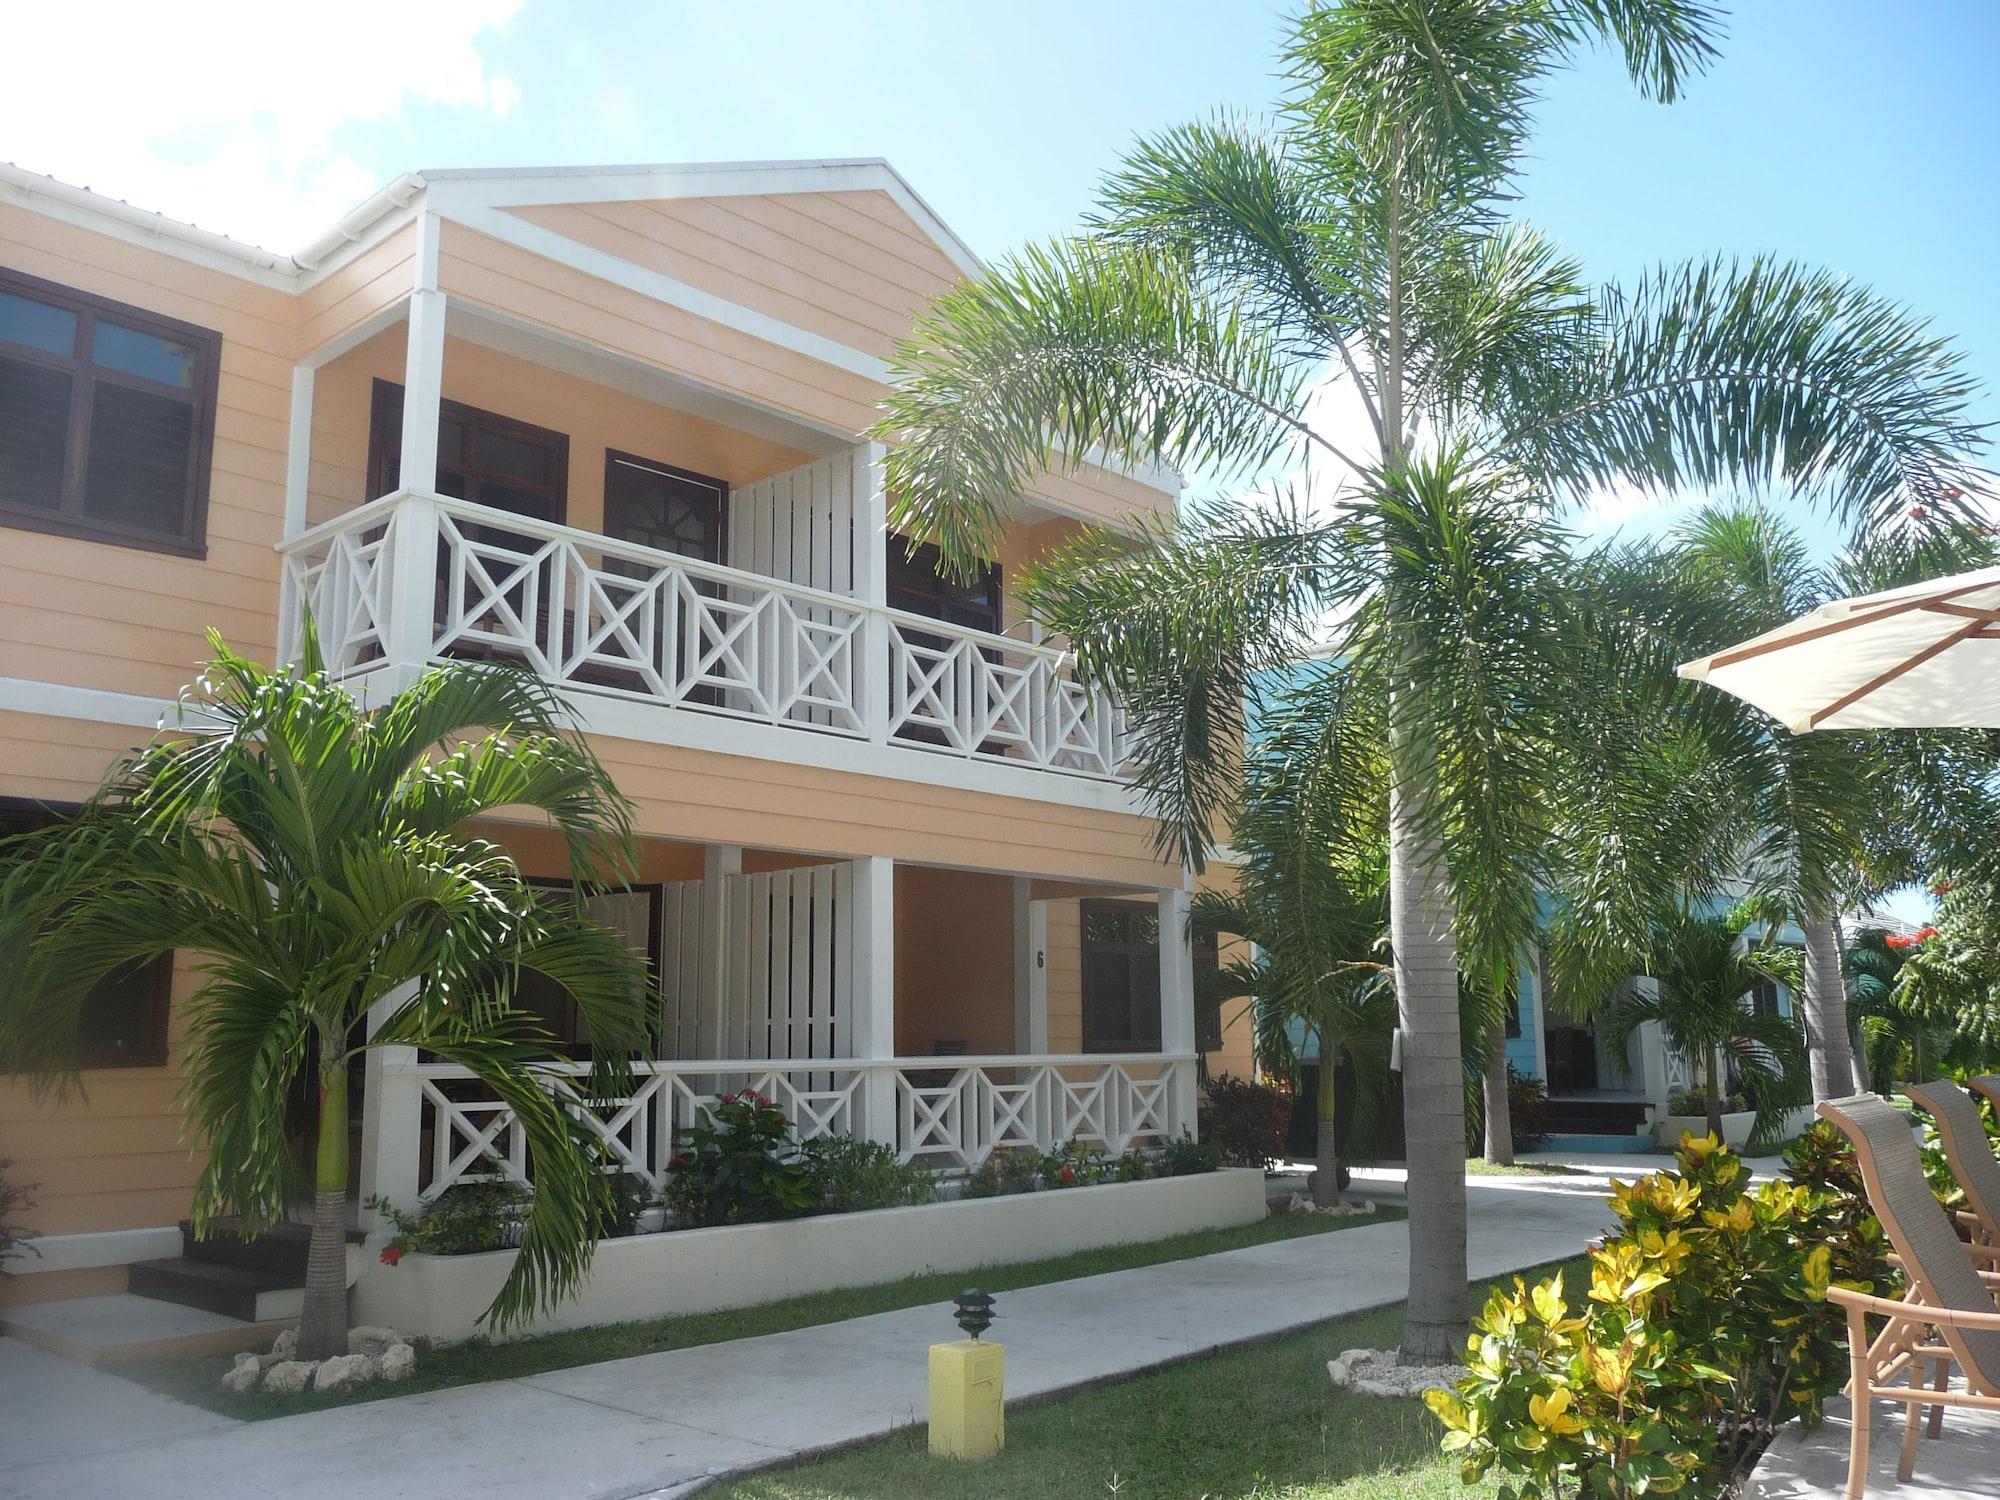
[1677,564,2000,732]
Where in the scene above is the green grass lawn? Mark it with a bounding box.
[710,1258,1589,1500]
[1463,1158,1590,1177]
[128,1201,1402,1421]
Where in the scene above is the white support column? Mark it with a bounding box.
[357,982,423,1226]
[848,855,898,1148]
[700,844,742,1058]
[277,363,316,663]
[852,441,892,745]
[1012,878,1048,1055]
[398,214,447,497]
[383,214,447,692]
[1157,878,1199,1135]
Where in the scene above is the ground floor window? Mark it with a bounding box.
[1081,900,1162,1053]
[0,802,174,1067]
[513,884,663,1056]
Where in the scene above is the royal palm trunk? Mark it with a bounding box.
[298,1033,351,1362]
[1388,768,1469,1365]
[1800,905,1855,1102]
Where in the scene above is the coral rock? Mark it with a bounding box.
[269,1327,297,1360]
[263,1360,316,1395]
[346,1325,401,1359]
[313,1353,379,1393]
[220,1353,262,1394]
[379,1342,418,1382]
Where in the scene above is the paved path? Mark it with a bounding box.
[1746,1396,2000,1499]
[0,1175,1612,1500]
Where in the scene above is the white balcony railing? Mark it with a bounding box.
[399,1054,1193,1199]
[279,491,1126,782]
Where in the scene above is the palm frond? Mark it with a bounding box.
[873,239,1312,575]
[1491,257,1992,534]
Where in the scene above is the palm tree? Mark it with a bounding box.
[1583,505,2000,1101]
[1846,924,1938,1091]
[1193,663,1395,1206]
[1599,905,1805,1145]
[873,6,1986,1360]
[0,632,651,1361]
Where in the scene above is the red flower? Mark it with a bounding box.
[379,1244,406,1266]
[1933,880,1956,896]
[1910,504,1930,521]
[667,1153,691,1172]
[1059,1167,1077,1184]
[1885,934,1914,951]
[1917,926,1941,942]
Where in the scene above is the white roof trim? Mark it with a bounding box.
[421,158,986,279]
[0,156,1182,501]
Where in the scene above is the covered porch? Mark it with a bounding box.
[355,830,1201,1219]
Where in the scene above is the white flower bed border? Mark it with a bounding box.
[352,1167,1267,1343]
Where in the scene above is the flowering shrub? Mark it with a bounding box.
[1039,1139,1114,1188]
[963,1146,1044,1198]
[367,1183,526,1258]
[1198,1075,1293,1169]
[1883,925,1940,952]
[664,1091,813,1227]
[1429,1134,1879,1498]
[796,1135,939,1213]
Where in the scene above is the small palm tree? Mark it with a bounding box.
[1600,906,1805,1146]
[1193,664,1394,1205]
[0,631,651,1361]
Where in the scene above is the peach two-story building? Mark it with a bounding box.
[0,158,1252,1314]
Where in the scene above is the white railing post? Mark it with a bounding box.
[1012,878,1048,1055]
[848,855,898,1149]
[699,845,741,1060]
[852,442,892,745]
[358,982,423,1227]
[1158,879,1199,1137]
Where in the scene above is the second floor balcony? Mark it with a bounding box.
[279,483,1129,785]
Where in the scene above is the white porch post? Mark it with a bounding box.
[383,213,447,692]
[852,441,892,745]
[1158,879,1199,1136]
[357,982,423,1227]
[1012,878,1048,1055]
[700,844,742,1058]
[277,364,315,663]
[849,855,898,1148]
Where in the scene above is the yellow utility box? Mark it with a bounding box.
[928,1338,1006,1460]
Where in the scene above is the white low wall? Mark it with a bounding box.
[352,1167,1266,1344]
[1651,1105,1816,1151]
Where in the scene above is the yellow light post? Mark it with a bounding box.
[929,1289,1004,1460]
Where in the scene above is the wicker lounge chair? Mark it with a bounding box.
[1816,1093,2000,1497]
[1906,1079,2000,1249]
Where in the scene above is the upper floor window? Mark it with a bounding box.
[887,536,1001,633]
[367,379,570,525]
[0,267,221,556]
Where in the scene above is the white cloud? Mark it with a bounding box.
[2,0,524,252]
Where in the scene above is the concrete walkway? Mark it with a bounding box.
[1746,1397,2000,1499]
[0,1175,1611,1500]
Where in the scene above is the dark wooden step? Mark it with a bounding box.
[1543,1099,1652,1135]
[177,1217,312,1278]
[130,1257,303,1323]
